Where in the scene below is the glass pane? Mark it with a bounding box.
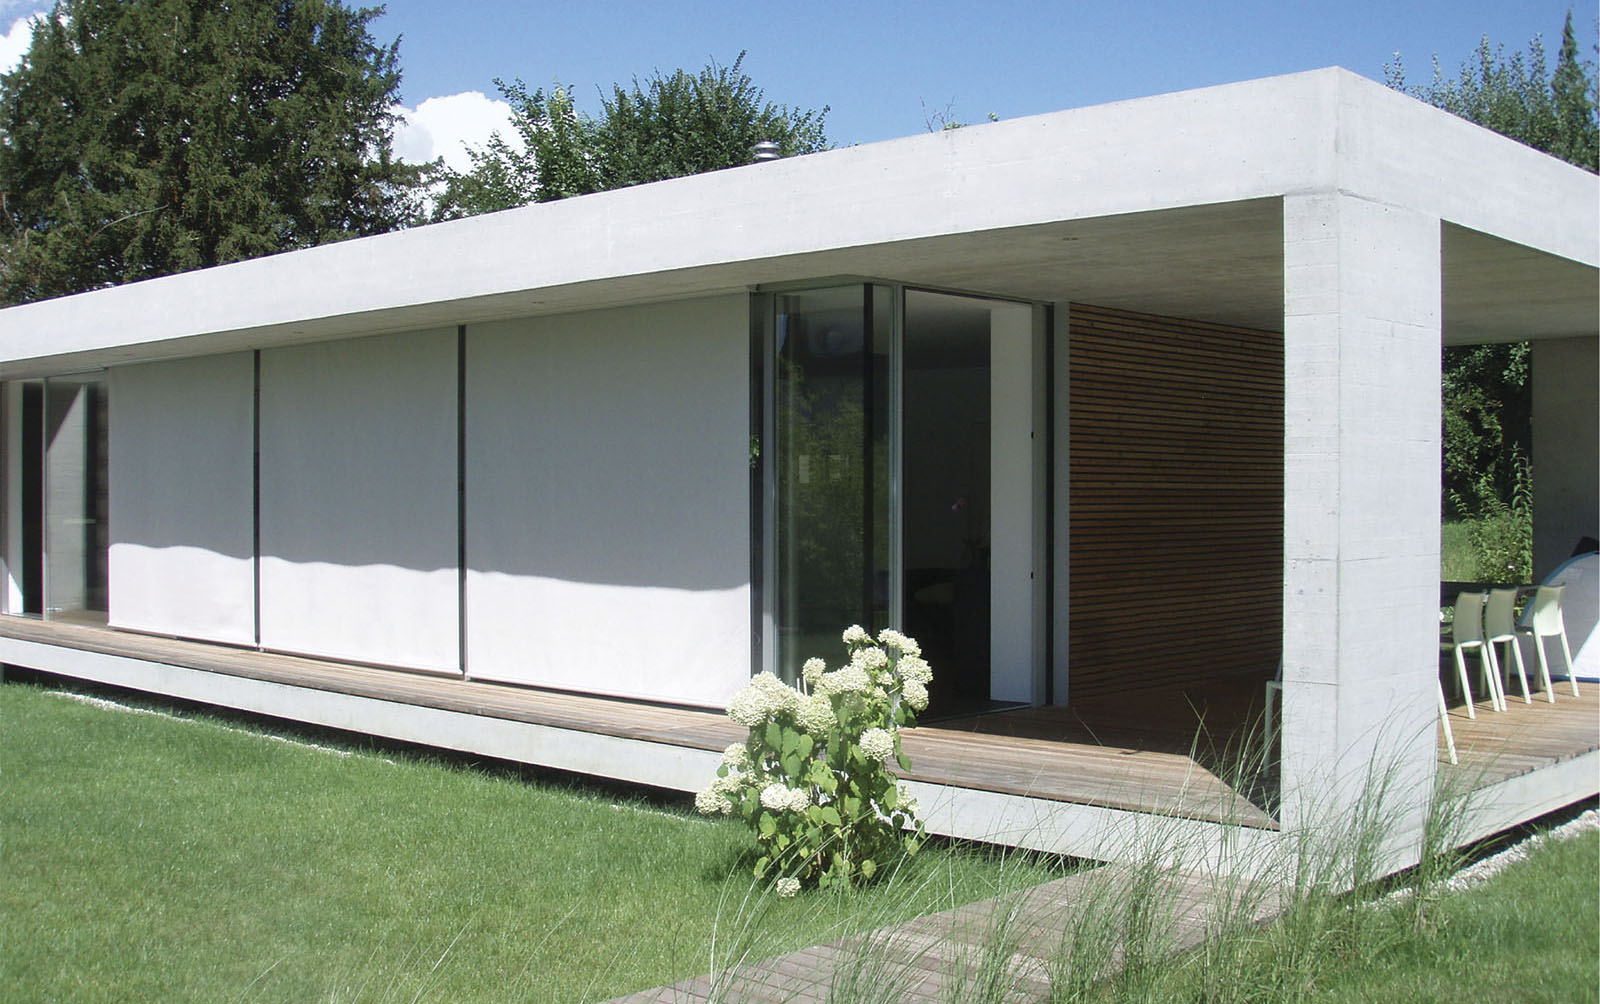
[775,286,881,681]
[44,375,109,622]
[902,291,993,714]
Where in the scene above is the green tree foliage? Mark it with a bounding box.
[432,52,828,220]
[0,0,423,305]
[1386,11,1598,519]
[1385,11,1598,172]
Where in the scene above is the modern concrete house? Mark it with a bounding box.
[2,68,1595,873]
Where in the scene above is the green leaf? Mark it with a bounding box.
[819,805,841,827]
[797,734,814,758]
[861,858,876,879]
[765,721,782,750]
[896,751,913,771]
[782,752,801,778]
[758,812,776,837]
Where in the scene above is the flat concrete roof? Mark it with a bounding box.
[1,67,1595,378]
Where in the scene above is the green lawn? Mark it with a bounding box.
[0,679,1054,1002]
[1308,828,1600,1003]
[6,678,1595,1003]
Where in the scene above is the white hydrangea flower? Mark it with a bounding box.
[801,657,827,687]
[897,783,920,817]
[859,727,895,763]
[851,646,888,670]
[730,672,801,726]
[759,782,810,813]
[842,624,872,646]
[797,693,837,734]
[876,629,921,657]
[759,783,791,811]
[902,678,929,711]
[712,770,745,795]
[722,742,749,768]
[898,655,932,685]
[695,785,732,815]
[727,685,768,728]
[816,665,872,696]
[775,876,801,898]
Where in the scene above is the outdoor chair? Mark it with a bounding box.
[1450,592,1500,715]
[1517,584,1577,699]
[1264,660,1282,753]
[1436,679,1458,764]
[1485,588,1532,705]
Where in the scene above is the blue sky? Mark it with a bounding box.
[2,0,1592,166]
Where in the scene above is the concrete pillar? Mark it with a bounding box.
[1532,336,1599,578]
[1280,192,1442,870]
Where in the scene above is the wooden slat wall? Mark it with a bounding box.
[1068,303,1283,701]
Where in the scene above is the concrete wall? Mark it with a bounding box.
[1532,336,1599,578]
[108,354,255,644]
[1281,192,1442,861]
[464,296,750,707]
[259,329,459,672]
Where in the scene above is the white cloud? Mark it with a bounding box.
[391,91,523,173]
[0,10,45,76]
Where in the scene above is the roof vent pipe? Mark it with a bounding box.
[750,140,781,163]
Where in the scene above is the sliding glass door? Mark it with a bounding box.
[0,375,109,622]
[771,286,891,682]
[766,285,1037,715]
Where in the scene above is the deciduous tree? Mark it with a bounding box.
[432,52,828,220]
[1387,11,1597,518]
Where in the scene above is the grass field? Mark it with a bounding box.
[5,676,1594,1003]
[0,678,1056,1002]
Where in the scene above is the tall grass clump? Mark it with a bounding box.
[822,710,1494,1004]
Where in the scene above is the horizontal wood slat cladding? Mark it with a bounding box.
[1068,303,1283,702]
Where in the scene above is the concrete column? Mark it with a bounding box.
[1531,336,1599,578]
[1281,192,1442,868]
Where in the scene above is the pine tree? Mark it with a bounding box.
[0,0,425,305]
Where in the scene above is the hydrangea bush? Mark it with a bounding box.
[696,626,932,894]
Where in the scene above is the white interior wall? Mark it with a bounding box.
[990,303,1035,702]
[464,296,750,707]
[108,354,255,644]
[258,329,458,672]
[1532,336,1599,578]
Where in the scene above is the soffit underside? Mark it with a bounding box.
[4,198,1594,378]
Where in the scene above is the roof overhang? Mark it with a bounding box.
[1,67,1594,378]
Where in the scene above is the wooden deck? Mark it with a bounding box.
[1442,685,1600,788]
[0,616,1274,829]
[607,864,1283,1003]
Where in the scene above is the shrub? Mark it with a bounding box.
[696,626,930,894]
[1450,450,1534,582]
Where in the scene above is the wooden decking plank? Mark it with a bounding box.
[602,863,1285,1004]
[0,614,1284,828]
